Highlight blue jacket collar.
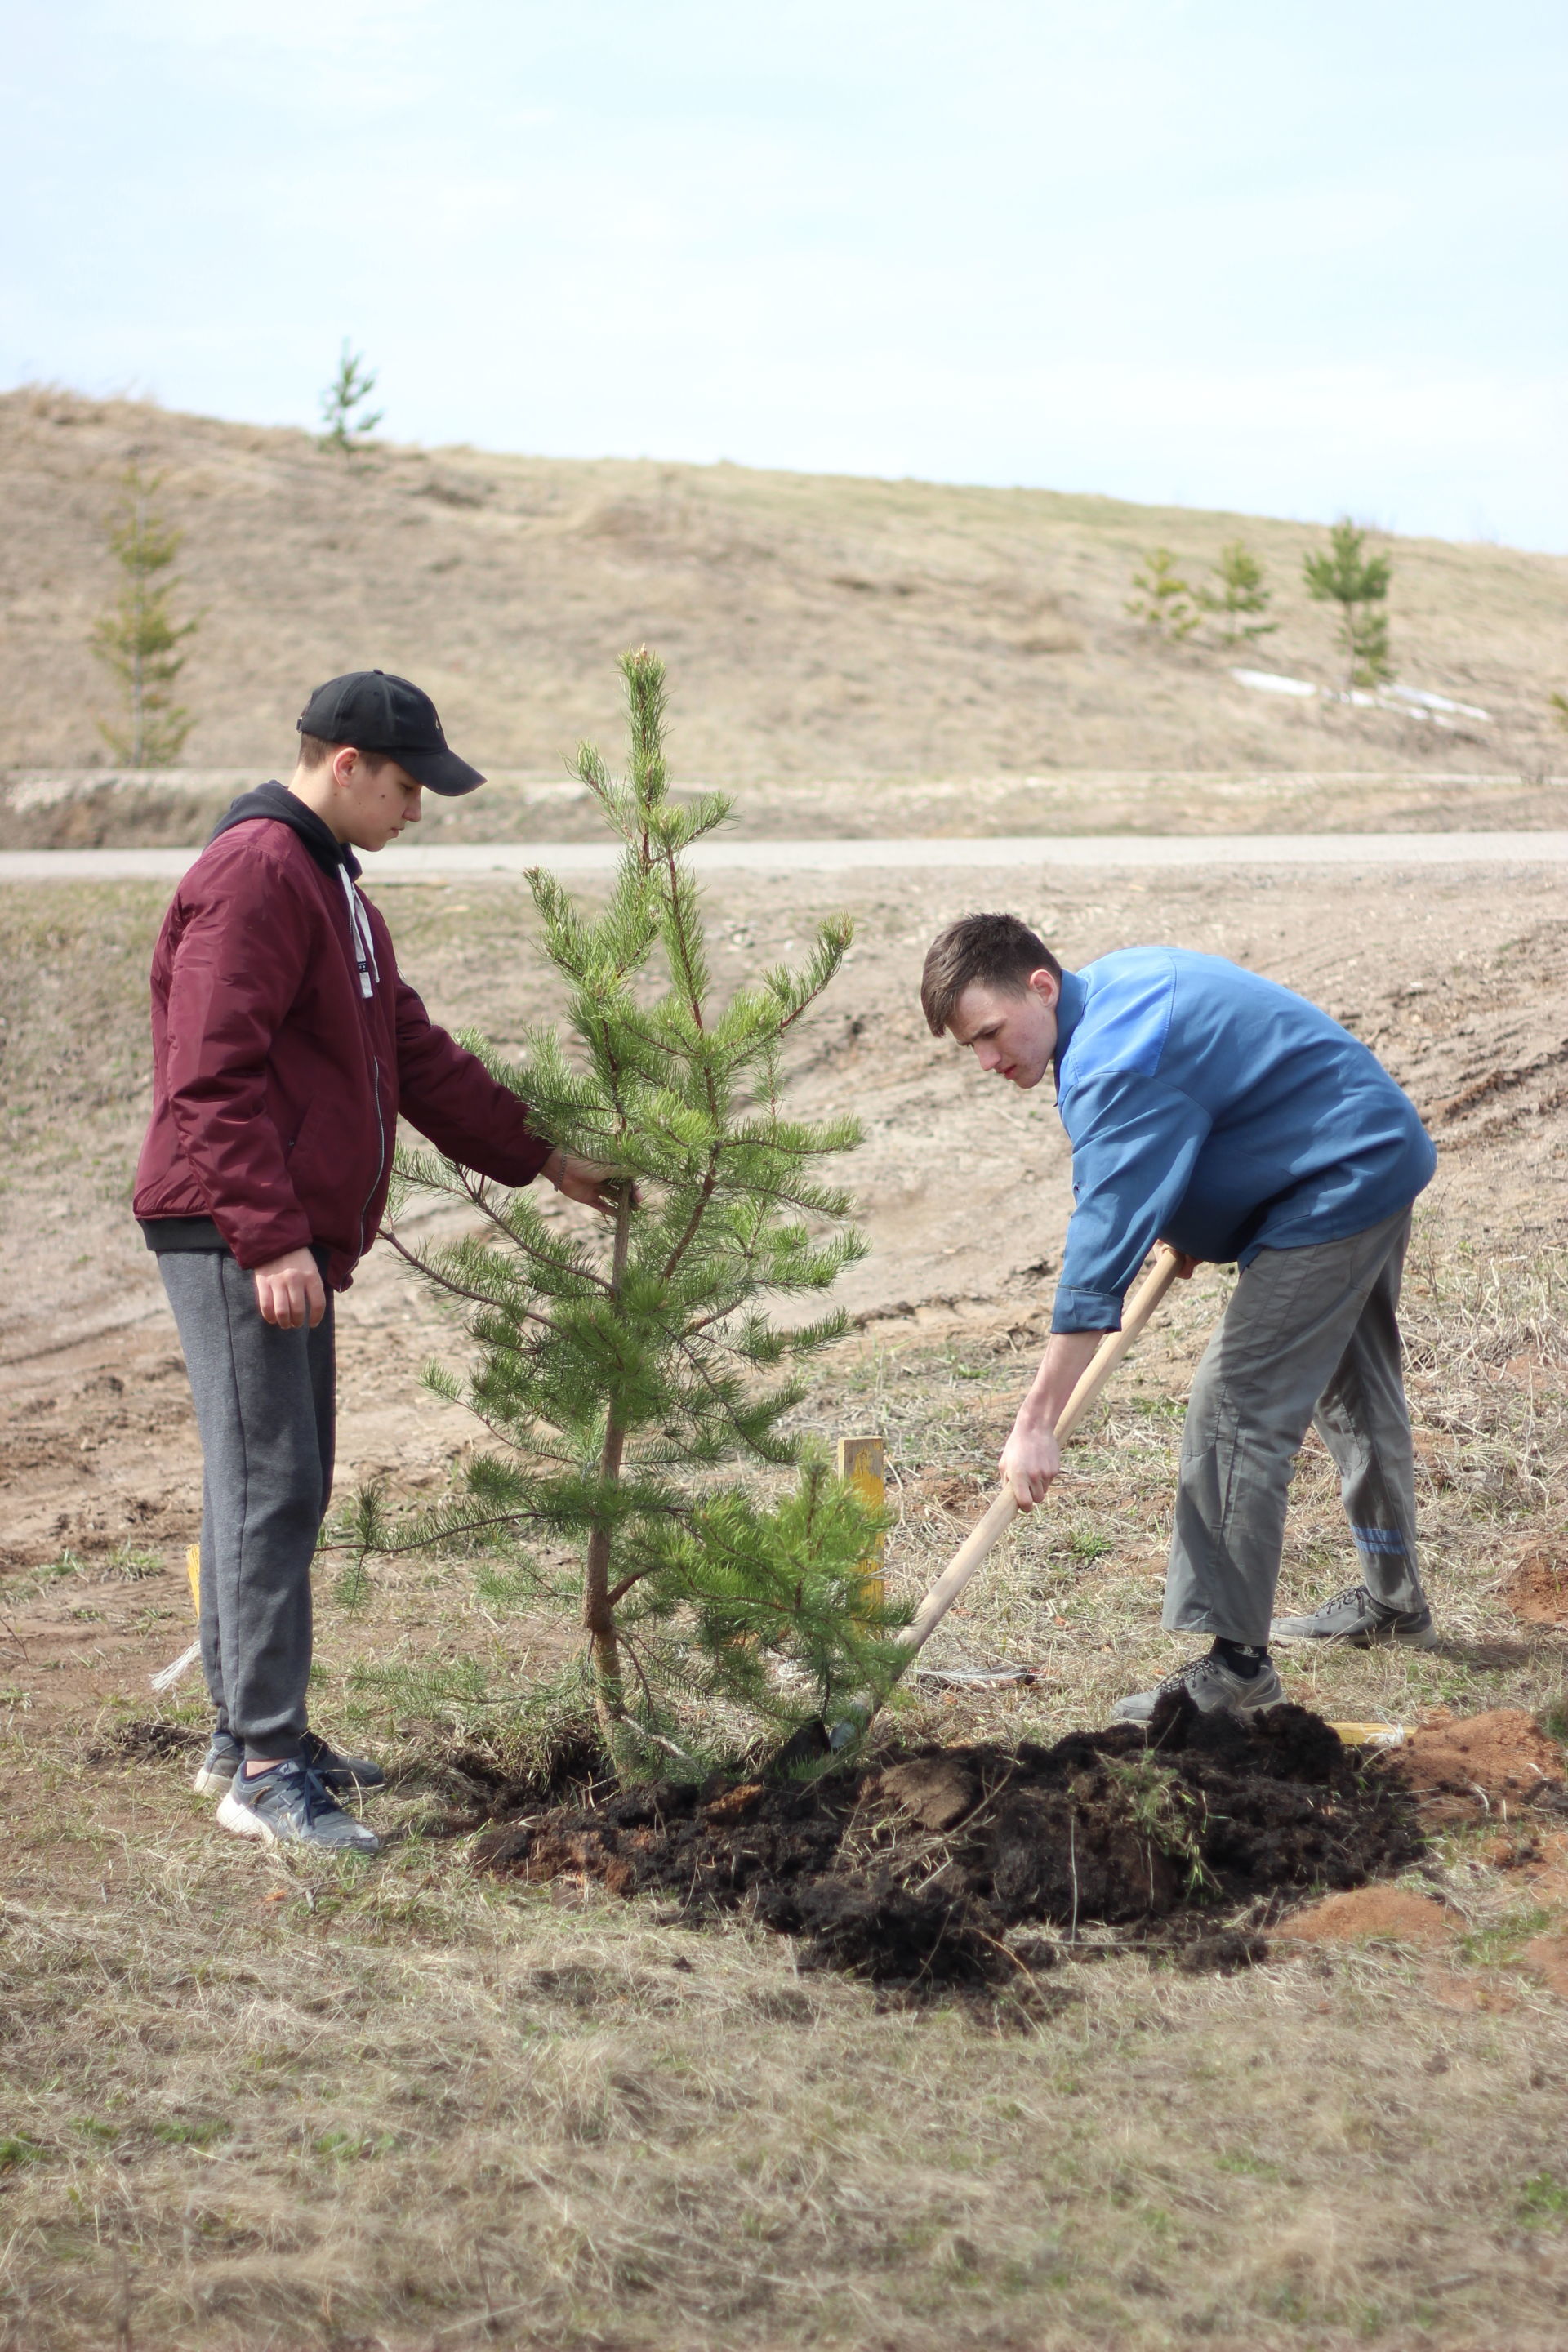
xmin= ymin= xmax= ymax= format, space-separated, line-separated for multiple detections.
xmin=1052 ymin=967 xmax=1086 ymax=1093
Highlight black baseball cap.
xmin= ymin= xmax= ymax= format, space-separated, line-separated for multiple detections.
xmin=296 ymin=670 xmax=485 ymax=797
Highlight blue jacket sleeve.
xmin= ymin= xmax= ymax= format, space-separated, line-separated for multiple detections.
xmin=1052 ymin=1071 xmax=1213 ymax=1331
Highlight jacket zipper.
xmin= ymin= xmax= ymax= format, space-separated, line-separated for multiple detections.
xmin=340 ymin=868 xmax=387 ymax=1259
xmin=359 ymin=1052 xmax=386 ymax=1257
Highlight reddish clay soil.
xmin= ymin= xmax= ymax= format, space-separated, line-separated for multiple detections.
xmin=1274 ymin=1886 xmax=1455 ymax=1947
xmin=1388 ymin=1708 xmax=1567 ymax=1826
xmin=1503 ymin=1548 xmax=1568 ymax=1626
xmin=1521 ymin=1930 xmax=1568 ymax=1998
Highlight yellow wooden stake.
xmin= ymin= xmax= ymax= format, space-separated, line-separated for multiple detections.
xmin=836 ymin=1435 xmax=886 ymax=1613
xmin=149 ymin=1543 xmax=205 ymax=1691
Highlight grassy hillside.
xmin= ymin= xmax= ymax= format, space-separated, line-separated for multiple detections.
xmin=2 ymin=385 xmax=1565 ymax=783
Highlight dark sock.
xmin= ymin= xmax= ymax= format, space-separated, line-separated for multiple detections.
xmin=1212 ymin=1637 xmax=1268 ymax=1679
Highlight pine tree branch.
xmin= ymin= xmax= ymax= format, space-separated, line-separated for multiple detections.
xmin=452 ymin=1171 xmax=616 ymax=1293
xmin=662 ymin=845 xmax=706 ymax=1035
xmin=321 ymin=1508 xmax=550 ymax=1556
xmin=660 ymin=1165 xmax=719 ymax=1281
xmin=381 ymin=1227 xmax=566 ymax=1333
xmin=664 ymin=1327 xmax=788 ymax=1459
xmin=653 ymin=831 xmax=725 ymax=1280
xmin=681 ymin=1190 xmax=777 ymax=1331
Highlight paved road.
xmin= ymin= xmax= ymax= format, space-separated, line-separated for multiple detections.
xmin=3 ymin=832 xmax=1568 ymax=883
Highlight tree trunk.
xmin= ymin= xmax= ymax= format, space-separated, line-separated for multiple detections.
xmin=583 ymin=1184 xmax=633 ymax=1733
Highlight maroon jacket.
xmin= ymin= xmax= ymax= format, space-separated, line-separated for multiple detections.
xmin=134 ymin=787 xmax=551 ymax=1288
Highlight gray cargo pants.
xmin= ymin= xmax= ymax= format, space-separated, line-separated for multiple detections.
xmin=1165 ymin=1207 xmax=1425 ymax=1648
xmin=158 ymin=1249 xmax=335 ymax=1762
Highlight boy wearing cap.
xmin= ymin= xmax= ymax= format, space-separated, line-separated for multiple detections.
xmin=135 ymin=672 xmax=615 ymax=1854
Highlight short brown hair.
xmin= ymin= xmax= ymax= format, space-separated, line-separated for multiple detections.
xmin=920 ymin=912 xmax=1062 ymax=1036
xmin=296 ymin=733 xmax=391 ymax=773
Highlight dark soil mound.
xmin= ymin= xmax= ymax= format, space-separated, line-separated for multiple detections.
xmin=470 ymin=1694 xmax=1422 ymax=1991
xmin=443 ymin=1728 xmax=612 ymax=1814
xmin=92 ymin=1719 xmax=204 ymax=1763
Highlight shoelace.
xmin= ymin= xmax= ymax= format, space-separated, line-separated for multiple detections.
xmin=1320 ymin=1583 xmax=1374 ymax=1614
xmin=251 ymin=1761 xmax=338 ymax=1822
xmin=1155 ymin=1655 xmax=1232 ymax=1695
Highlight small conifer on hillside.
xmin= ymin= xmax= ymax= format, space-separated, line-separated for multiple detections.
xmin=89 ymin=465 xmax=199 ymax=766
xmin=1125 ymin=547 xmax=1199 ymax=639
xmin=1197 ymin=541 xmax=1276 ymax=647
xmin=354 ymin=649 xmax=905 ymax=1771
xmin=1303 ymin=519 xmax=1392 ymax=693
xmin=318 ymin=341 xmax=383 ymax=458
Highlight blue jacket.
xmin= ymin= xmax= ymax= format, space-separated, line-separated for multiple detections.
xmin=1049 ymin=948 xmax=1436 ymax=1333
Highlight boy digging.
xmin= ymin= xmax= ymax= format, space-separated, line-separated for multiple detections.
xmin=921 ymin=914 xmax=1438 ymax=1721
xmin=136 ymin=672 xmax=615 ymax=1852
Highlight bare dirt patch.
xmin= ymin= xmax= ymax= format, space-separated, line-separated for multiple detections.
xmin=1520 ymin=1929 xmax=1568 ymax=1998
xmin=1504 ymin=1547 xmax=1568 ymax=1625
xmin=1274 ymin=1886 xmax=1456 ymax=1948
xmin=1388 ymin=1708 xmax=1567 ymax=1825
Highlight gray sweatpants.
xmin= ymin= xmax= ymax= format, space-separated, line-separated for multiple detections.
xmin=158 ymin=1250 xmax=335 ymax=1762
xmin=1165 ymin=1207 xmax=1424 ymax=1648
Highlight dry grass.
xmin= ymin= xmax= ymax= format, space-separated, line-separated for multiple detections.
xmin=7 ymin=1793 xmax=1568 ymax=2352
xmin=6 ymin=384 xmax=1568 ymax=784
xmin=854 ymin=1215 xmax=1568 ymax=1737
xmin=7 ymin=1217 xmax=1568 ymax=2350
xmin=6 ymin=857 xmax=1568 ymax=2346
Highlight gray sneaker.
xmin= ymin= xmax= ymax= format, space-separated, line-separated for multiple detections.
xmin=193 ymin=1726 xmax=385 ymax=1797
xmin=216 ymin=1762 xmax=381 ymax=1855
xmin=192 ymin=1728 xmax=243 ymax=1796
xmin=1270 ymin=1581 xmax=1437 ymax=1649
xmin=1113 ymin=1650 xmax=1285 ymax=1726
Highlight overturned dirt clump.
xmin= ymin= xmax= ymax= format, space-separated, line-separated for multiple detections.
xmin=472 ymin=1695 xmax=1422 ymax=1989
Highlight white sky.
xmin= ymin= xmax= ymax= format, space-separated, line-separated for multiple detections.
xmin=6 ymin=0 xmax=1566 ymax=547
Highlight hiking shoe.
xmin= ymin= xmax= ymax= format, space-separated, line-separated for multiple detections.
xmin=216 ymin=1762 xmax=381 ymax=1855
xmin=192 ymin=1726 xmax=384 ymax=1798
xmin=1113 ymin=1651 xmax=1285 ymax=1726
xmin=1270 ymin=1582 xmax=1437 ymax=1649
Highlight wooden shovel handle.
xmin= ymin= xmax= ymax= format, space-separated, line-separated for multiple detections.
xmin=899 ymin=1244 xmax=1185 ymax=1658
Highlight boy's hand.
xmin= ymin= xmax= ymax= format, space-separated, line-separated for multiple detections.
xmin=543 ymin=1149 xmax=639 ymax=1217
xmin=254 ymin=1247 xmax=327 ymax=1330
xmin=1000 ymin=1420 xmax=1064 ymax=1511
xmin=999 ymin=1328 xmax=1103 ymax=1508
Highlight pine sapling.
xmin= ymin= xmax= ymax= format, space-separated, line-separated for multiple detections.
xmin=353 ymin=648 xmax=906 ymax=1771
xmin=1303 ymin=519 xmax=1392 ymax=693
xmin=319 ymin=341 xmax=384 ymax=458
xmin=1197 ymin=541 xmax=1276 ymax=646
xmin=1125 ymin=547 xmax=1198 ymax=639
xmin=89 ymin=466 xmax=198 ymax=766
